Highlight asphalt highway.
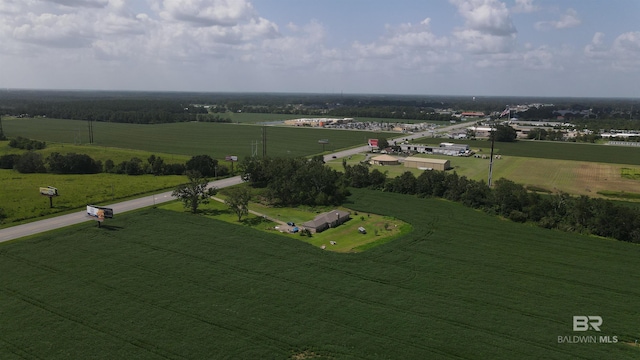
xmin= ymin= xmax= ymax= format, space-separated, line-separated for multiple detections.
xmin=0 ymin=175 xmax=244 ymax=243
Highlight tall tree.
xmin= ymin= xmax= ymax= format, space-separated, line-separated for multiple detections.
xmin=172 ymin=171 xmax=217 ymax=213
xmin=186 ymin=155 xmax=218 ymax=177
xmin=224 ymin=187 xmax=252 ymax=221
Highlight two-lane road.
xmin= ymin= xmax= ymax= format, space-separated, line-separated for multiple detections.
xmin=0 ymin=176 xmax=244 ymax=243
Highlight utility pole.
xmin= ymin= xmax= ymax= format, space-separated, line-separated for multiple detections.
xmin=262 ymin=126 xmax=267 ymax=158
xmin=0 ymin=113 xmax=6 ymax=140
xmin=488 ymin=126 xmax=495 ymax=188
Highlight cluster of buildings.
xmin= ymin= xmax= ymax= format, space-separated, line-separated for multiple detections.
xmin=283 ymin=118 xmax=354 ymax=127
xmin=398 ymin=142 xmax=471 ymax=156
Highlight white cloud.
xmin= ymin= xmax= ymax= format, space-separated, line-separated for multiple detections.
xmin=155 ymin=0 xmax=256 ymax=27
xmin=47 ymin=0 xmax=109 ymax=8
xmin=535 ymin=8 xmax=581 ymax=30
xmin=611 ymin=31 xmax=640 ymax=71
xmin=584 ymin=32 xmax=607 ymax=59
xmin=450 ymin=0 xmax=516 ymax=36
xmin=450 ymin=0 xmax=517 ymax=54
xmin=12 ymin=12 xmax=94 ymax=48
xmin=512 ymin=0 xmax=538 ymax=13
xmin=584 ymin=31 xmax=640 ymax=71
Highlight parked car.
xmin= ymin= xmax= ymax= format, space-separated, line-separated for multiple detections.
xmin=358 ymin=227 xmax=366 ymax=234
xmin=287 ymin=222 xmax=295 ymax=226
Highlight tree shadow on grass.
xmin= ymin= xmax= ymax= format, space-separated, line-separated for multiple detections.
xmin=97 ymin=224 xmax=123 ymax=231
xmin=200 ymin=208 xmax=228 ymax=216
xmin=240 ymin=216 xmax=267 ymax=227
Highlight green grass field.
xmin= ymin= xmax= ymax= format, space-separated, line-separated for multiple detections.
xmin=327 ymin=154 xmax=640 ymax=198
xmin=0 ymin=169 xmax=186 ymax=226
xmin=0 ymin=142 xmax=193 ymax=226
xmin=2 ymin=118 xmax=373 ymax=158
xmin=1 ymin=189 xmax=638 ymax=359
xmin=414 ymin=139 xmax=640 ymax=166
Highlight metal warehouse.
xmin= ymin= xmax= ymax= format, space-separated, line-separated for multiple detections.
xmin=403 ymin=157 xmax=451 ymax=171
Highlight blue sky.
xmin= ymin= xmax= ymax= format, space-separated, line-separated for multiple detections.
xmin=0 ymin=0 xmax=639 ymax=97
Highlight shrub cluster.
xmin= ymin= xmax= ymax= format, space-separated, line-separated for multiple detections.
xmin=9 ymin=136 xmax=46 ymax=150
xmin=47 ymin=152 xmax=102 ymax=174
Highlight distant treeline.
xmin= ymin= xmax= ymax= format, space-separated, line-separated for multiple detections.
xmin=240 ymin=156 xmax=640 ymax=243
xmin=2 ymin=90 xmax=639 ymax=125
xmin=0 ymin=149 xmax=229 ymax=177
xmin=2 ymin=98 xmax=230 ymax=124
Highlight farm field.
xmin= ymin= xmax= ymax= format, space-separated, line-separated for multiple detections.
xmin=0 ymin=189 xmax=638 ymax=359
xmin=0 ymin=142 xmax=191 ymax=165
xmin=414 ymin=138 xmax=640 ymax=166
xmin=0 ymin=169 xmax=186 ymax=226
xmin=0 ymin=142 xmax=193 ymax=226
xmin=2 ymin=117 xmax=375 ymax=158
xmin=327 ymin=154 xmax=640 ymax=198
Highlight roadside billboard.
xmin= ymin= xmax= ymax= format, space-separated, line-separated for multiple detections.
xmin=39 ymin=186 xmax=58 ymax=196
xmin=368 ymin=139 xmax=379 ymax=148
xmin=87 ymin=205 xmax=114 ymax=221
xmin=225 ymin=155 xmax=238 ymax=161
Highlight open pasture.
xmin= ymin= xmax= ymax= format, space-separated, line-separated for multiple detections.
xmin=0 ymin=141 xmax=191 ymax=165
xmin=414 ymin=139 xmax=640 ymax=166
xmin=327 ymin=154 xmax=640 ymax=198
xmin=0 ymin=189 xmax=638 ymax=359
xmin=0 ymin=142 xmax=192 ymax=226
xmin=2 ymin=117 xmax=373 ymax=158
xmin=0 ymin=169 xmax=186 ymax=226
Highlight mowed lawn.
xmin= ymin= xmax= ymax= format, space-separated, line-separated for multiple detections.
xmin=0 ymin=189 xmax=639 ymax=359
xmin=2 ymin=118 xmax=372 ymax=158
xmin=417 ymin=139 xmax=640 ymax=166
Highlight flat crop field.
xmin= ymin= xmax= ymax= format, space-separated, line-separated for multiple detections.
xmin=1 ymin=189 xmax=638 ymax=359
xmin=2 ymin=118 xmax=372 ymax=158
xmin=415 ymin=139 xmax=640 ymax=166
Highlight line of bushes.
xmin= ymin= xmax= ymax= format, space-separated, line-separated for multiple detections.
xmin=378 ymin=168 xmax=640 ymax=243
xmin=242 ymin=159 xmax=640 ymax=243
xmin=0 ymin=152 xmax=230 ymax=178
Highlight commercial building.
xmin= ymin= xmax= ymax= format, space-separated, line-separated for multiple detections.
xmin=370 ymin=154 xmax=400 ymax=165
xmin=403 ymin=157 xmax=451 ymax=171
xmin=399 ymin=142 xmax=470 ymax=156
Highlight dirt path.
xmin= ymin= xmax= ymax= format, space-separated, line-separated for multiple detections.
xmin=210 ymin=196 xmax=290 ymax=227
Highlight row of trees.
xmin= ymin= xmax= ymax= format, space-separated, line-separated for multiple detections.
xmin=379 ymin=168 xmax=640 ymax=243
xmin=0 ymin=151 xmax=229 ymax=177
xmin=236 ymin=156 xmax=640 ymax=243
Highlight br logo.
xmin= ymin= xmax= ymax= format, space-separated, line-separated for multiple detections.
xmin=573 ymin=316 xmax=602 ymax=332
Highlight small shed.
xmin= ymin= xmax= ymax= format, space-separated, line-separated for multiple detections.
xmin=370 ymin=154 xmax=400 ymax=166
xmin=404 ymin=157 xmax=450 ymax=171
